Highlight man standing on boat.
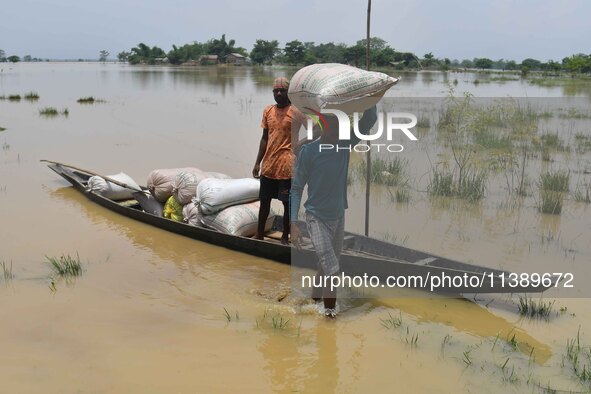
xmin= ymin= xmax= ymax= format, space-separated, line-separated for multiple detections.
xmin=253 ymin=77 xmax=306 ymax=244
xmin=290 ymin=105 xmax=378 ymax=318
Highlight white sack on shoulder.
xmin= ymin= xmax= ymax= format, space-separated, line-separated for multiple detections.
xmin=200 ymin=201 xmax=274 ymax=237
xmin=288 ymin=63 xmax=398 ymax=113
xmin=195 ymin=178 xmax=260 ymax=215
xmin=87 ymin=172 xmax=141 ymax=201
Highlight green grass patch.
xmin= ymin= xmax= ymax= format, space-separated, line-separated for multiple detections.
xmin=473 ymin=130 xmax=513 ymax=150
xmin=39 ymin=107 xmax=69 ymax=117
xmin=77 ymin=96 xmax=95 ymax=104
xmin=458 ymin=168 xmax=487 ymax=201
xmin=359 ymin=156 xmax=408 ymax=187
xmin=39 ymin=107 xmax=59 ymax=116
xmin=429 ymin=167 xmax=454 ymax=197
xmin=395 ymin=187 xmax=411 ymax=203
xmin=46 ymin=253 xmax=83 ymax=277
xmin=539 ymin=190 xmax=564 ymax=214
xmin=8 ymin=94 xmax=21 ymax=101
xmin=271 ymin=315 xmax=290 ymax=330
xmin=540 ymin=133 xmax=567 ymax=151
xmin=1 ymin=261 xmax=14 ymax=282
xmin=517 ymin=296 xmax=555 ymax=319
xmin=574 ymin=133 xmax=591 ymax=153
xmin=0 ymin=126 xmax=6 ymax=132
xmin=558 ymin=108 xmax=591 ymax=119
xmin=380 ymin=311 xmax=403 ymax=329
xmin=77 ymin=96 xmax=105 ymax=104
xmin=574 ymin=182 xmax=591 ymax=203
xmin=540 ymin=170 xmax=570 ymax=192
xmin=24 ymin=91 xmax=40 ymax=101
xmin=564 ymin=327 xmax=591 ymax=387
xmin=429 ymin=166 xmax=487 ymax=201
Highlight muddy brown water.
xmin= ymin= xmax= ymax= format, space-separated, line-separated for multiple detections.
xmin=1 ymin=63 xmax=591 ymax=392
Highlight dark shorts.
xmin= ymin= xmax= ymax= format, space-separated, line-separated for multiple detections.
xmin=259 ymin=175 xmax=291 ymax=203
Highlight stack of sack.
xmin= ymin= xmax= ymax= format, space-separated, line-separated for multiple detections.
xmin=146 ymin=167 xmax=275 ymax=237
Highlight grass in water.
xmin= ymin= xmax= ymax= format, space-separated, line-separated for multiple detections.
xmin=539 ymin=190 xmax=564 ymax=214
xmin=574 ymin=181 xmax=591 ymax=204
xmin=77 ymin=96 xmax=95 ymax=104
xmin=403 ymin=327 xmax=419 ymax=346
xmin=540 ymin=133 xmax=567 ymax=151
xmin=395 ymin=187 xmax=411 ymax=203
xmin=473 ymin=130 xmax=513 ymax=150
xmin=271 ymin=315 xmax=290 ymax=330
xmin=0 ymin=126 xmax=6 ymax=132
xmin=77 ymin=96 xmax=105 ymax=104
xmin=540 ymin=170 xmax=570 ymax=192
xmin=223 ymin=307 xmax=239 ymax=322
xmin=39 ymin=107 xmax=69 ymax=117
xmin=8 ymin=94 xmax=21 ymax=101
xmin=380 ymin=311 xmax=403 ymax=329
xmin=518 ymin=296 xmax=555 ymax=319
xmin=359 ymin=156 xmax=408 ymax=187
xmin=429 ymin=167 xmax=454 ymax=197
xmin=24 ymin=91 xmax=40 ymax=101
xmin=39 ymin=107 xmax=59 ymax=116
xmin=458 ymin=167 xmax=487 ymax=201
xmin=1 ymin=261 xmax=14 ymax=282
xmin=46 ymin=253 xmax=83 ymax=277
xmin=574 ymin=133 xmax=591 ymax=153
xmin=564 ymin=327 xmax=591 ymax=386
xmin=538 ymin=170 xmax=569 ymax=214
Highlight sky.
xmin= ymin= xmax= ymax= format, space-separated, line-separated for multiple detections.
xmin=1 ymin=0 xmax=589 ymax=61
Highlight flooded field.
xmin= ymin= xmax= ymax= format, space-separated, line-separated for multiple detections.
xmin=1 ymin=63 xmax=591 ymax=392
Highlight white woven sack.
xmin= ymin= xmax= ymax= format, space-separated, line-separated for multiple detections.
xmin=200 ymin=201 xmax=275 ymax=237
xmin=195 ymin=178 xmax=260 ymax=215
xmin=147 ymin=167 xmax=203 ymax=203
xmin=172 ymin=169 xmax=208 ymax=205
xmin=288 ymin=63 xmax=398 ymax=113
xmin=87 ymin=172 xmax=140 ymax=201
xmin=182 ymin=202 xmax=204 ymax=227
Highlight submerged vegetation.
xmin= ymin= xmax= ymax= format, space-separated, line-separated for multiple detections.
xmin=77 ymin=96 xmax=105 ymax=104
xmin=517 ymin=296 xmax=555 ymax=319
xmin=564 ymin=328 xmax=591 ymax=388
xmin=1 ymin=261 xmax=13 ymax=283
xmin=24 ymin=91 xmax=40 ymax=101
xmin=39 ymin=107 xmax=69 ymax=117
xmin=46 ymin=253 xmax=83 ymax=277
xmin=538 ymin=171 xmax=569 ymax=214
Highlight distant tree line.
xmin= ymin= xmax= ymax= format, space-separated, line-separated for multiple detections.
xmin=0 ymin=50 xmax=45 ymax=63
xmin=115 ymin=36 xmax=591 ymax=75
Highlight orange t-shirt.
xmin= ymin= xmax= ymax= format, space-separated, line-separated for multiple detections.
xmin=260 ymin=104 xmax=306 ymax=180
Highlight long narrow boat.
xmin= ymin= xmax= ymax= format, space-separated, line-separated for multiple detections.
xmin=47 ymin=163 xmax=558 ymax=294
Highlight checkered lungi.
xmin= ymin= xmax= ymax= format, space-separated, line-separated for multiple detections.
xmin=305 ymin=212 xmax=345 ymax=276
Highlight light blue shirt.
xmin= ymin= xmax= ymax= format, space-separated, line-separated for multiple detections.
xmin=290 ymin=106 xmax=377 ymax=222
